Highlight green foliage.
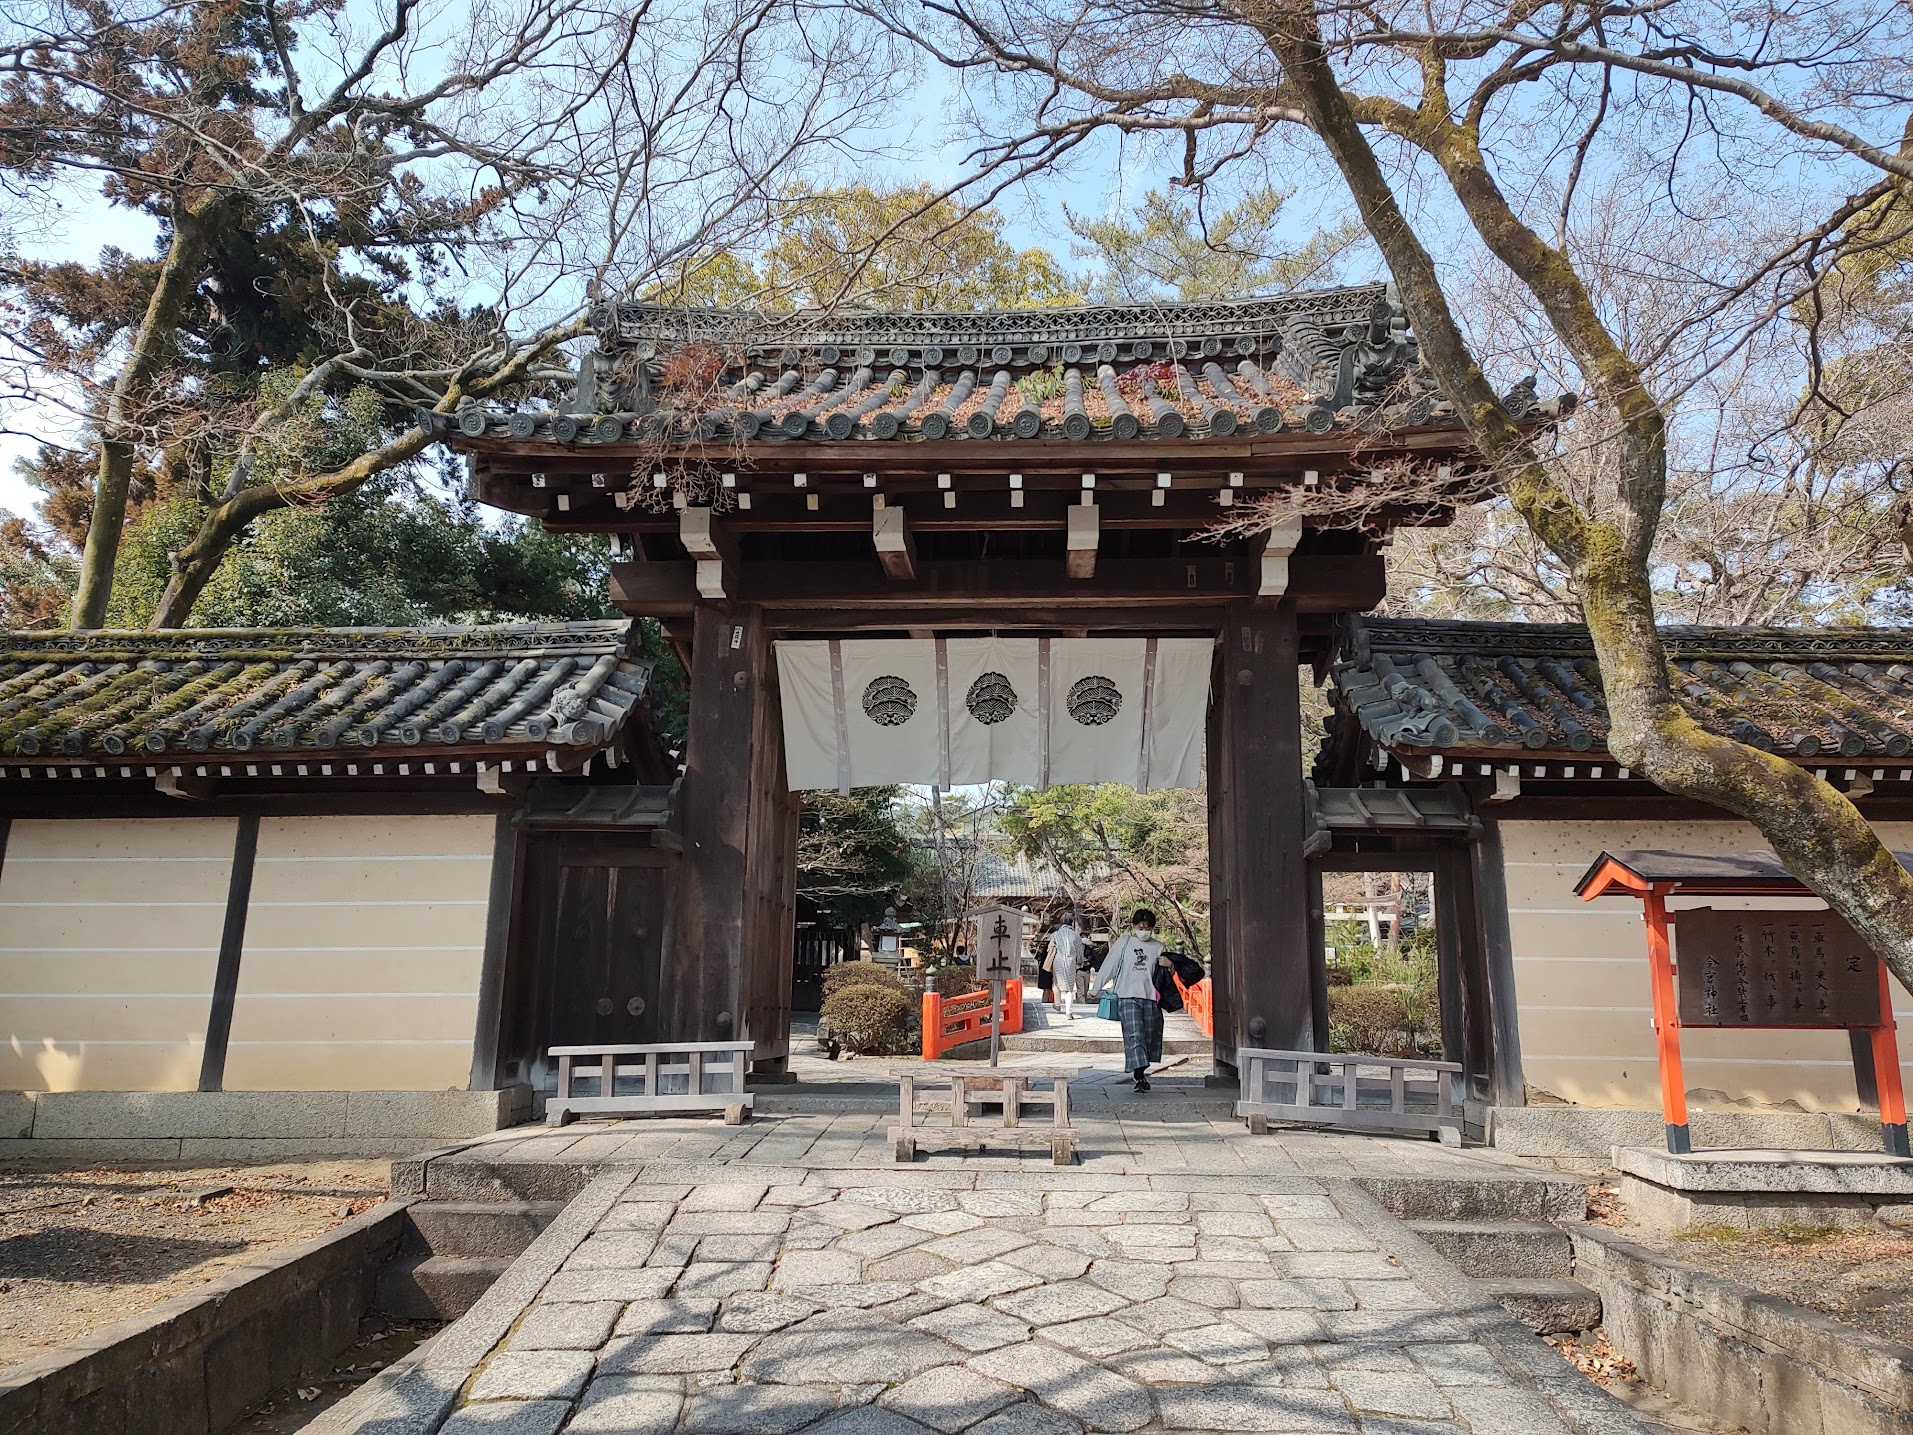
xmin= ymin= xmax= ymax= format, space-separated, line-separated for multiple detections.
xmin=106 ymin=466 xmax=614 ymax=629
xmin=1000 ymin=782 xmax=1208 ymax=955
xmin=820 ymin=982 xmax=916 ymax=1054
xmin=1326 ymin=927 xmax=1440 ymax=1057
xmin=799 ymin=787 xmax=921 ymax=930
xmin=1068 ymin=188 xmax=1358 ymax=304
xmin=1016 ymin=364 xmax=1066 ymax=403
xmin=761 ymin=185 xmax=1082 ymax=310
xmin=821 ymin=961 xmax=905 ymax=999
xmin=0 ymin=517 xmax=78 ymax=627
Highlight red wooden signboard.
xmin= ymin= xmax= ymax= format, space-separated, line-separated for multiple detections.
xmin=1576 ymin=850 xmax=1908 ymax=1157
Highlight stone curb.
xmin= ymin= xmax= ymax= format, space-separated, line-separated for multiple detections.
xmin=313 ymin=1168 xmax=639 ymax=1434
xmin=0 ymin=1197 xmax=411 ymax=1435
xmin=1572 ymin=1222 xmax=1913 ymax=1423
xmin=1329 ymin=1179 xmax=1659 ymax=1435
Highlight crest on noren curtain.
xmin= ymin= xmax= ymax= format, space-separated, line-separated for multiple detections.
xmin=965 ymin=671 xmax=1018 ymax=725
xmin=862 ymin=674 xmax=918 ymax=726
xmin=1066 ymin=675 xmax=1122 ymax=726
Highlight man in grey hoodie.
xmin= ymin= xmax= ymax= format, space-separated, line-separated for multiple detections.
xmin=1092 ymin=909 xmax=1170 ymax=1092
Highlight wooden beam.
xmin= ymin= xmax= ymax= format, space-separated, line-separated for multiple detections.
xmin=1066 ymin=502 xmax=1099 ymax=579
xmin=873 ymin=504 xmax=917 ymax=580
xmin=454 ymin=424 xmax=1484 ymax=472
xmin=766 ymin=606 xmax=1230 ymax=633
xmin=610 ymin=554 xmax=1385 ymax=619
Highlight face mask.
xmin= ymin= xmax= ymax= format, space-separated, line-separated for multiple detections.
xmin=1134 ymin=926 xmax=1150 ymax=938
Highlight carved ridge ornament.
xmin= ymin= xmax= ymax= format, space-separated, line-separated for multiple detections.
xmin=1356 ymin=617 xmax=1913 ymax=666
xmin=965 ymin=671 xmax=1018 ymax=725
xmin=862 ymin=674 xmax=919 ymax=727
xmin=601 ymin=285 xmax=1394 ymax=352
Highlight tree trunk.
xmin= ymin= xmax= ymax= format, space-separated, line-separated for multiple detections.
xmin=1260 ymin=8 xmax=1913 ymax=994
xmin=69 ymin=212 xmax=209 ymax=628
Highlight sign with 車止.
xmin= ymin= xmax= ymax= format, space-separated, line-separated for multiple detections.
xmin=1672 ymin=907 xmax=1881 ymax=1027
xmin=967 ymin=904 xmax=1027 ymax=980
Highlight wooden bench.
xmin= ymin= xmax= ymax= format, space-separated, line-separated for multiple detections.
xmin=889 ymin=1064 xmax=1079 ymax=1165
xmin=1236 ymin=1047 xmax=1462 ymax=1146
xmin=546 ymin=1041 xmax=755 ymax=1126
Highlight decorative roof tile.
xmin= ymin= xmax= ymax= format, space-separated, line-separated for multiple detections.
xmin=1332 ymin=617 xmax=1913 ymax=763
xmin=0 ymin=621 xmax=650 ymax=763
xmin=436 ymin=285 xmax=1573 ymax=449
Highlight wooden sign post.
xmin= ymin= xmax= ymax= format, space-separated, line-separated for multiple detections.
xmin=968 ymin=905 xmax=1026 ymax=1069
xmin=1577 ymin=850 xmax=1909 ymax=1156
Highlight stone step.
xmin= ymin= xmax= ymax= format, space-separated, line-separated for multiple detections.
xmin=401 ymin=1200 xmax=564 ymax=1258
xmin=999 ymin=1034 xmax=1212 ymax=1055
xmin=1358 ymin=1173 xmax=1588 ymax=1222
xmin=375 ymin=1252 xmax=509 ymax=1321
xmin=1406 ymin=1219 xmax=1574 ymax=1279
xmin=1482 ymin=1276 xmax=1603 ymax=1335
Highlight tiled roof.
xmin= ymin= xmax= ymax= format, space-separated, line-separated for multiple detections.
xmin=435 ymin=286 xmax=1571 ymax=449
xmin=0 ymin=622 xmax=651 ymax=764
xmin=1332 ymin=618 xmax=1913 ymax=763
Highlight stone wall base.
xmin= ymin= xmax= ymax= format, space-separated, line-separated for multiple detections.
xmin=0 ymin=1201 xmax=409 ymax=1435
xmin=1618 ymin=1176 xmax=1884 ymax=1231
xmin=1572 ymin=1223 xmax=1913 ymax=1435
xmin=0 ymin=1087 xmax=531 ymax=1158
xmin=1483 ymin=1103 xmax=1891 ymax=1159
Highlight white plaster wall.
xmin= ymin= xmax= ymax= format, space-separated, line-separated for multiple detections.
xmin=221 ymin=814 xmax=494 ymax=1091
xmin=0 ymin=818 xmax=236 ymax=1091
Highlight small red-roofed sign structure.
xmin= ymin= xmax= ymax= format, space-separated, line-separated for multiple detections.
xmin=1575 ymin=849 xmax=1908 ymax=1157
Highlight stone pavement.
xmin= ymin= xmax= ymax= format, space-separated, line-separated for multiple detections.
xmin=321 ymin=1077 xmax=1658 ymax=1435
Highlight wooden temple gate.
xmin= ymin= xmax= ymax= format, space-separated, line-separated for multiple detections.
xmin=453 ymin=288 xmax=1568 ymax=1081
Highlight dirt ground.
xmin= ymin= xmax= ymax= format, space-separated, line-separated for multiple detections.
xmin=1586 ymin=1172 xmax=1913 ymax=1351
xmin=0 ymin=1159 xmax=390 ymax=1371
xmin=224 ymin=1314 xmax=436 ymax=1433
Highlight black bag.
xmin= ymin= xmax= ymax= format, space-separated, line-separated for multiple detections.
xmin=1170 ymin=953 xmax=1205 ymax=986
xmin=1153 ymin=962 xmax=1185 ymax=1013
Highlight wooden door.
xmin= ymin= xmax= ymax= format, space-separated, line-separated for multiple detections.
xmin=506 ymin=832 xmax=677 ymax=1087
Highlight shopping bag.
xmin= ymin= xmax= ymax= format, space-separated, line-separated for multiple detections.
xmin=1097 ymin=993 xmax=1119 ymax=1021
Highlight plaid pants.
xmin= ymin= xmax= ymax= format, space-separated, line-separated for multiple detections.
xmin=1118 ymin=997 xmax=1164 ymax=1071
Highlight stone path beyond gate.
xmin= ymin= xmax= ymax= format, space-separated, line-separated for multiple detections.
xmin=320 ymin=1076 xmax=1658 ymax=1435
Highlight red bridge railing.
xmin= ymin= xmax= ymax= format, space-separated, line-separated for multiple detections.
xmin=921 ymin=978 xmax=1024 ymax=1059
xmin=1175 ymin=975 xmax=1214 ymax=1038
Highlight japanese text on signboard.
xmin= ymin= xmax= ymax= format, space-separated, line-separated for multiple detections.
xmin=1672 ymin=908 xmax=1880 ymax=1027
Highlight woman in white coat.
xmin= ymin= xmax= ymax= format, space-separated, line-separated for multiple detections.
xmin=1045 ymin=914 xmax=1084 ymax=1021
xmin=1092 ymin=909 xmax=1171 ymax=1091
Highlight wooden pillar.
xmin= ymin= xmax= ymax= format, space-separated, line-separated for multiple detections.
xmin=1210 ymin=600 xmax=1314 ymax=1062
xmin=1206 ymin=645 xmax=1238 ymax=1077
xmin=1305 ymin=863 xmax=1330 ymax=1054
xmin=670 ymin=601 xmax=799 ymax=1066
xmin=1455 ymin=848 xmax=1494 ymax=1096
xmin=1471 ymin=816 xmax=1526 ymax=1107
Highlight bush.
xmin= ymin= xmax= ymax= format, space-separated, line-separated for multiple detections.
xmin=1329 ymin=984 xmax=1416 ymax=1057
xmin=930 ymin=964 xmax=984 ymax=998
xmin=820 ymin=982 xmax=917 ymax=1054
xmin=822 ymin=962 xmax=904 ymax=998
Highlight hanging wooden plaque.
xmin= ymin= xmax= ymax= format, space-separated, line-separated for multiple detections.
xmin=1672 ymin=907 xmax=1881 ymax=1027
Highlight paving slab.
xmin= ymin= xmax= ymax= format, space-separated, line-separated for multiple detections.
xmin=322 ymin=1101 xmax=1664 ymax=1435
